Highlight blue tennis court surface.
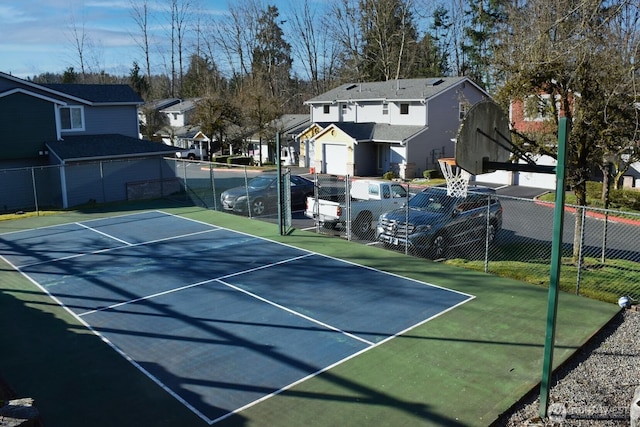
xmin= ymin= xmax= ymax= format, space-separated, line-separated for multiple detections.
xmin=0 ymin=211 xmax=474 ymax=424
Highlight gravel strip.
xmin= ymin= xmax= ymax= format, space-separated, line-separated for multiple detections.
xmin=497 ymin=309 xmax=640 ymax=426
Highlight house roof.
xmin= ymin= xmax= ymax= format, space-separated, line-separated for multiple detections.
xmin=273 ymin=114 xmax=310 ymax=133
xmin=371 ymin=124 xmax=425 ymax=143
xmin=160 ymin=98 xmax=201 ymax=113
xmin=247 ymin=114 xmax=311 ymax=142
xmin=46 ymin=134 xmax=178 ymax=162
xmin=0 ymin=72 xmax=144 ymax=106
xmin=141 ymin=98 xmax=181 ymax=111
xmin=305 ymin=77 xmax=481 ymax=104
xmin=156 ymin=125 xmax=210 ymax=140
xmin=312 ymin=122 xmax=424 ymax=144
xmin=0 ymin=87 xmax=67 ymax=105
xmin=42 ymin=83 xmax=143 ymax=104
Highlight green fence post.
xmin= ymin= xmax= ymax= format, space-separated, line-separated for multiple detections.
xmin=539 ymin=116 xmax=569 ymax=418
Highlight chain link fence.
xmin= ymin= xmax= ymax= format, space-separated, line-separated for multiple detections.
xmin=306 ymin=174 xmax=640 ymax=304
xmin=3 ymin=159 xmax=638 ymax=304
xmin=0 ymin=157 xmax=179 ymax=212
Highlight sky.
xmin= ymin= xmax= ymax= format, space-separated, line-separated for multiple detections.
xmin=0 ymin=0 xmax=305 ymax=79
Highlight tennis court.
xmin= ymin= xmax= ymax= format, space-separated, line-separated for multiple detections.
xmin=0 ymin=210 xmax=473 ymax=425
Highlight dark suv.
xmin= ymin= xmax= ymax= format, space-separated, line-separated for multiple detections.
xmin=376 ymin=186 xmax=503 ymax=259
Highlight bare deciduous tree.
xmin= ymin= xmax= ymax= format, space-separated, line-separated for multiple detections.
xmin=130 ymin=0 xmax=153 ymax=85
xmin=288 ymin=0 xmax=339 ymax=94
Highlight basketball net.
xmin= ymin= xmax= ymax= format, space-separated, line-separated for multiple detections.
xmin=438 ymin=158 xmax=471 ymax=198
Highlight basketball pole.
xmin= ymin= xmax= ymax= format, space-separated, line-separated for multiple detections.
xmin=276 ymin=132 xmax=284 ymax=235
xmin=539 ymin=116 xmax=569 ymax=418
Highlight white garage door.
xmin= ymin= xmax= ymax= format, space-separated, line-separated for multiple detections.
xmin=323 ymin=144 xmax=348 ymax=175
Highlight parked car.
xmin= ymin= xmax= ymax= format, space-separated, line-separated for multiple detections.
xmin=376 ymin=186 xmax=503 ymax=259
xmin=305 ymin=179 xmax=410 ymax=238
xmin=221 ymin=174 xmax=315 ymax=216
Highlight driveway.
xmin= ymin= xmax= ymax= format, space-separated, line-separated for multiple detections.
xmin=491 ymin=184 xmax=550 ymax=199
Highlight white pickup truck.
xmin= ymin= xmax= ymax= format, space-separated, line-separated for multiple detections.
xmin=305 ymin=179 xmax=411 ymax=238
xmin=175 ymin=141 xmax=209 ymax=160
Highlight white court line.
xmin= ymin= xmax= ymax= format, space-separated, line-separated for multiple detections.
xmin=158 ymin=210 xmax=474 ymax=300
xmin=77 ymin=252 xmax=316 ymax=317
xmin=209 ymin=288 xmax=474 ymax=426
xmin=216 ymin=278 xmax=375 ymax=346
xmin=76 ymin=222 xmax=133 ymax=245
xmin=0 ymin=210 xmax=169 ymax=236
xmin=0 ymin=251 xmax=213 ymax=426
xmin=6 ymin=209 xmax=476 ymax=425
xmin=17 ymin=228 xmax=221 ymax=269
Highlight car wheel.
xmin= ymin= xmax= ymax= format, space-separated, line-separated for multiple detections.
xmin=431 ymin=234 xmax=448 ymax=259
xmin=187 ymin=154 xmax=196 ymax=160
xmin=353 ymin=212 xmax=373 ymax=238
xmin=250 ymin=198 xmax=266 ymax=216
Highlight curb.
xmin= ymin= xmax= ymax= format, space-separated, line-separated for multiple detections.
xmin=534 ymin=199 xmax=640 ymax=226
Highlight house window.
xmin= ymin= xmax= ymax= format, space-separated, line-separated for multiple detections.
xmin=382 ymin=103 xmax=388 ymax=115
xmin=341 ymin=103 xmax=348 ymax=114
xmin=400 ymin=103 xmax=409 ymax=115
xmin=459 ymin=102 xmax=470 ymax=120
xmin=323 ymin=105 xmax=330 ymax=114
xmin=60 ymin=106 xmax=84 ymax=130
xmin=524 ymin=94 xmax=553 ymax=121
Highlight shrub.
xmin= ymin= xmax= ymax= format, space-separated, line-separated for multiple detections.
xmin=227 ymin=156 xmax=253 ymax=166
xmin=212 ymin=155 xmax=229 ymax=164
xmin=610 ymin=188 xmax=640 ymax=210
xmin=382 ymin=171 xmax=396 ymax=180
xmin=423 ymin=169 xmax=436 ymax=180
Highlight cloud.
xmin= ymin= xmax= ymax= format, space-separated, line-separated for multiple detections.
xmin=0 ymin=4 xmax=35 ymax=23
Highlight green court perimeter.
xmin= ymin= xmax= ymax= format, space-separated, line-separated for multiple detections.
xmin=0 ymin=202 xmax=619 ymax=427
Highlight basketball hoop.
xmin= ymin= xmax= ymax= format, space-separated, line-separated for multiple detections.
xmin=438 ymin=158 xmax=471 ymax=198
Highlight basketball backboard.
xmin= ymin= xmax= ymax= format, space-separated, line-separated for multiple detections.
xmin=455 ymin=100 xmax=512 ymax=175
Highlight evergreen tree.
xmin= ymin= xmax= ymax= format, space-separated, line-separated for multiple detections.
xmin=461 ymin=0 xmax=508 ymax=90
xmin=182 ymin=54 xmax=224 ymax=98
xmin=252 ymin=5 xmax=292 ymax=97
xmin=427 ymin=5 xmax=453 ymax=75
xmin=62 ymin=67 xmax=78 ymax=84
xmin=129 ymin=62 xmax=149 ymax=98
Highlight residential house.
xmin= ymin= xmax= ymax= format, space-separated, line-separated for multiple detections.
xmin=300 ymin=77 xmax=490 ymax=178
xmin=506 ymin=92 xmax=639 ymax=189
xmin=0 ymin=71 xmax=178 ymax=208
xmin=138 ymin=97 xmax=180 ymax=139
xmin=153 ymin=98 xmax=204 ymax=145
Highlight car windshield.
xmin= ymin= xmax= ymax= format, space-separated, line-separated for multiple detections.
xmin=247 ymin=176 xmax=275 ymax=189
xmin=408 ymin=191 xmax=454 ymax=212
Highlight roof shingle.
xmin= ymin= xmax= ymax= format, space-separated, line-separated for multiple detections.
xmin=46 ymin=134 xmax=178 ymax=161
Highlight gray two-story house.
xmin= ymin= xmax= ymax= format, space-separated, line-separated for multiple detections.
xmin=0 ymin=71 xmax=178 ymax=209
xmin=300 ymin=77 xmax=489 ymax=178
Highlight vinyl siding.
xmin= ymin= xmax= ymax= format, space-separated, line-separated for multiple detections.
xmin=0 ymin=92 xmax=57 ymax=159
xmin=61 ymin=105 xmax=139 ymax=139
